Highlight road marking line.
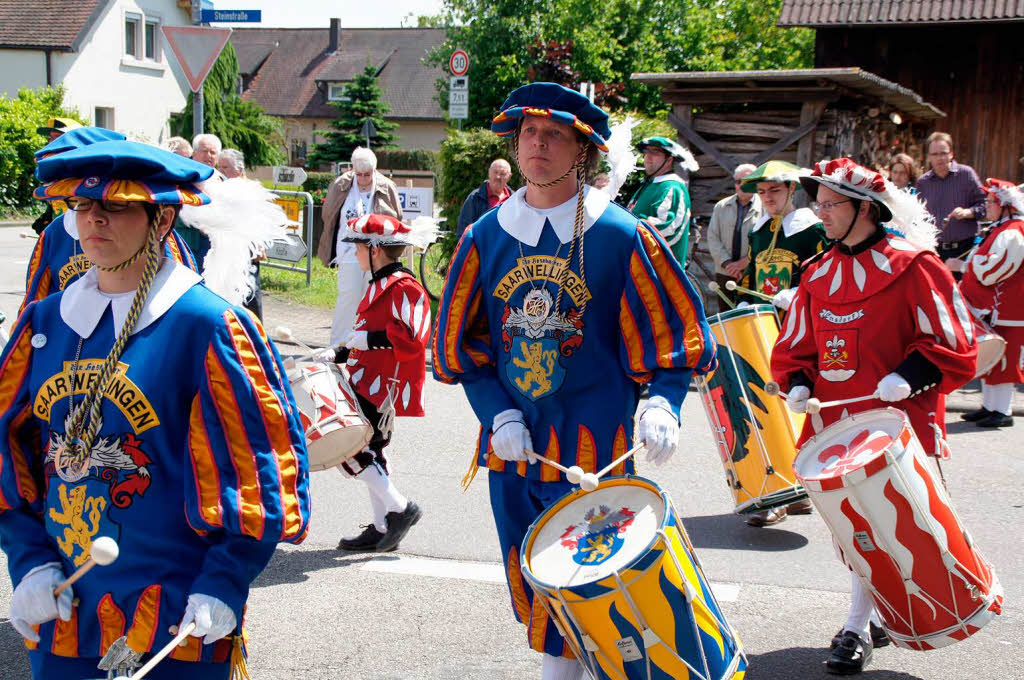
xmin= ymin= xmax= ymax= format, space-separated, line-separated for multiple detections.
xmin=359 ymin=555 xmax=741 ymax=602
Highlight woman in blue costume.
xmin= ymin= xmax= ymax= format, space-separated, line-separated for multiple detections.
xmin=0 ymin=140 xmax=310 ymax=679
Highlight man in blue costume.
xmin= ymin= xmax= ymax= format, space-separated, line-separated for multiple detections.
xmin=432 ymin=82 xmax=716 ymax=680
xmin=0 ymin=140 xmax=310 ymax=679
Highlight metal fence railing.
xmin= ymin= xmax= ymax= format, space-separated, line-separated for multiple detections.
xmin=263 ymin=189 xmax=314 ymax=286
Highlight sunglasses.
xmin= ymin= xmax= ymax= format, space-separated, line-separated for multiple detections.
xmin=66 ymin=197 xmax=133 ymax=213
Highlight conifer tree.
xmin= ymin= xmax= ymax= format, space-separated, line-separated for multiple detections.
xmin=308 ymin=64 xmax=399 ymax=165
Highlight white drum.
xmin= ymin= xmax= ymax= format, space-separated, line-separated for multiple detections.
xmin=287 ymin=361 xmax=372 ymax=471
xmin=973 ymin=317 xmax=1006 ymax=379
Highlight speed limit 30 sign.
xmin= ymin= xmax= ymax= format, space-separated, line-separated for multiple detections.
xmin=449 ymin=49 xmax=469 ymax=76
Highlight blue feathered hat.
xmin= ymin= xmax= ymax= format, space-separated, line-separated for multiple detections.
xmin=34 ymin=126 xmax=126 ymax=161
xmin=491 ymin=82 xmax=612 ymax=152
xmin=34 ymin=140 xmax=213 ymax=206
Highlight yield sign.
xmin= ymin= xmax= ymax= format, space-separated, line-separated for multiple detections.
xmin=162 ymin=26 xmax=232 ymax=92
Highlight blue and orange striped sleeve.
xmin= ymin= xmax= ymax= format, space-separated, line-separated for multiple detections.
xmin=20 ymin=228 xmax=53 ymax=315
xmin=0 ymin=304 xmax=64 ymax=584
xmin=167 ymin=228 xmax=198 ymax=272
xmin=185 ymin=308 xmax=310 ymax=616
xmin=431 ymin=228 xmax=517 ymax=428
xmin=619 ymin=222 xmax=717 ymax=419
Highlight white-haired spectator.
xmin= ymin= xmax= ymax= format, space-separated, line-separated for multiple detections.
xmin=192 ymin=133 xmax=222 ymax=168
xmin=165 ymin=136 xmax=193 ymax=158
xmin=318 ymin=146 xmax=402 ymax=345
xmin=219 ymin=148 xmax=246 ymax=179
xmin=706 ymin=162 xmax=762 ymax=312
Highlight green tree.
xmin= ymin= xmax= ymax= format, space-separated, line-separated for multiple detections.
xmin=0 ymin=86 xmax=82 ymax=213
xmin=428 ymin=0 xmax=813 ymax=126
xmin=307 ymin=65 xmax=400 ymax=166
xmin=170 ymin=42 xmax=285 ymax=166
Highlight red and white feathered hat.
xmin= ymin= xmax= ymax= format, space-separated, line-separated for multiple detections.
xmin=342 ymin=213 xmax=438 ymax=249
xmin=800 ymin=157 xmax=937 ymax=251
xmin=979 ymin=178 xmax=1024 ymax=216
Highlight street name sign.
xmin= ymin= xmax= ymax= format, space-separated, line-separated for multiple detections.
xmin=201 ymin=9 xmax=262 ymax=22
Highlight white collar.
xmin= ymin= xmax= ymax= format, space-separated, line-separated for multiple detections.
xmin=652 ymin=173 xmax=683 ymax=185
xmin=60 ymin=258 xmax=202 ymax=339
xmin=63 ymin=210 xmax=78 ymax=239
xmin=496 ymin=185 xmax=611 ymax=246
xmin=752 ymin=207 xmax=819 ymax=237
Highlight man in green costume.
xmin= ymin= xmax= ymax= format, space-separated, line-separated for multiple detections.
xmin=738 ymin=160 xmax=829 ymax=527
xmin=627 ymin=136 xmax=698 ymax=263
xmin=740 ymin=160 xmax=830 ymax=309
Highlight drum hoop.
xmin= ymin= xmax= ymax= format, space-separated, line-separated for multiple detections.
xmin=520 ymin=476 xmax=668 ymax=591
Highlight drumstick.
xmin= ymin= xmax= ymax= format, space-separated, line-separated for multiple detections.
xmin=812 ymin=392 xmax=880 ymax=412
xmin=525 ymin=451 xmax=598 ymax=490
xmin=706 ymin=281 xmax=735 ymax=310
xmin=54 ymin=536 xmax=119 ymax=596
xmin=764 ymin=381 xmax=786 ymax=398
xmin=19 ymin=231 xmax=39 ymax=240
xmin=114 ymin=622 xmax=197 ymax=680
xmin=271 ymin=326 xmax=319 ymax=355
xmin=724 ymin=279 xmax=773 ymax=302
xmin=596 ymin=443 xmax=646 ymax=480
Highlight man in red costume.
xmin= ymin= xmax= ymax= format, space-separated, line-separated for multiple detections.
xmin=960 ymin=178 xmax=1024 ymax=428
xmin=771 ymin=158 xmax=978 ymax=674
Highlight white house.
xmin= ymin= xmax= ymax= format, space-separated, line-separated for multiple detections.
xmin=0 ymin=0 xmax=195 ymax=142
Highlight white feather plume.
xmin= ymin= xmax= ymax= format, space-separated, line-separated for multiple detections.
xmin=603 ymin=117 xmax=640 ymax=200
xmin=179 ymin=178 xmax=295 ymax=305
xmin=883 ymin=184 xmax=938 ymax=252
xmin=673 ymin=144 xmax=699 ymax=174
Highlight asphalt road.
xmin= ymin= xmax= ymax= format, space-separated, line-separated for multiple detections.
xmin=0 ymin=226 xmax=1019 ymax=679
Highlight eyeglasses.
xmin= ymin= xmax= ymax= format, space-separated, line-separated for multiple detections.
xmin=66 ymin=197 xmax=132 ymax=213
xmin=811 ymin=199 xmax=852 ymax=212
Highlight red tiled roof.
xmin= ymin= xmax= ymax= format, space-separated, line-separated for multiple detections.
xmin=232 ymin=27 xmax=445 ymax=120
xmin=779 ymin=0 xmax=1024 ymax=26
xmin=0 ymin=0 xmax=105 ymax=49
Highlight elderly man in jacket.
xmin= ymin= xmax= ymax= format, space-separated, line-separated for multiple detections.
xmin=457 ymin=158 xmax=513 ymax=236
xmin=706 ymin=163 xmax=761 ymax=312
xmin=317 ymin=146 xmax=403 ymax=345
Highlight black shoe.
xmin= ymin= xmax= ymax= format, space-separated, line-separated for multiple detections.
xmin=977 ymin=412 xmax=1013 ymax=428
xmin=826 ymin=631 xmax=872 ymax=675
xmin=376 ymin=501 xmax=422 ymax=552
xmin=961 ymin=407 xmax=993 ymax=422
xmin=831 ymin=623 xmax=889 ymax=650
xmin=338 ymin=524 xmax=385 ymax=552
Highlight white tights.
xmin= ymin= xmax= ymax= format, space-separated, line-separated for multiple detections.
xmin=844 ymin=573 xmax=880 ymax=640
xmin=982 ymin=381 xmax=1014 ymax=416
xmin=541 ymin=654 xmax=584 ymax=680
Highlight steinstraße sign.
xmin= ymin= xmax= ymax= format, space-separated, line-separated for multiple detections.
xmin=201 ymin=9 xmax=262 ymax=22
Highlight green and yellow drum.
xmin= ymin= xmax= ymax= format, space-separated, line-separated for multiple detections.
xmin=697 ymin=304 xmax=807 ymax=513
xmin=521 ymin=476 xmax=747 ymax=680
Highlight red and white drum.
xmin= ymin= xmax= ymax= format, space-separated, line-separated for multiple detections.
xmin=972 ymin=317 xmax=1006 ymax=379
xmin=287 ymin=361 xmax=372 ymax=471
xmin=794 ymin=408 xmax=1003 ymax=650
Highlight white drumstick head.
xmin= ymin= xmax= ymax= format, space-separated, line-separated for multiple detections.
xmin=566 ymin=465 xmax=584 ymax=484
xmin=764 ymin=381 xmax=781 ymax=396
xmin=707 ymin=281 xmax=720 ymax=292
xmin=89 ymin=536 xmax=119 ymax=566
xmin=273 ymin=326 xmax=294 ymax=342
xmin=725 ymin=280 xmax=739 ymax=291
xmin=580 ymin=473 xmax=599 ymax=492
xmin=806 ymin=398 xmax=822 ymax=414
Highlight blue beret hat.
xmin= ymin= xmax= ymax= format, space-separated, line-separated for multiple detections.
xmin=491 ymin=82 xmax=612 ymax=152
xmin=34 ymin=140 xmax=214 ymax=206
xmin=34 ymin=126 xmax=126 ymax=161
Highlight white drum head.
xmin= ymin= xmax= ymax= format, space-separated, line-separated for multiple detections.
xmin=528 ymin=484 xmax=665 ymax=588
xmin=794 ymin=408 xmax=905 ymax=483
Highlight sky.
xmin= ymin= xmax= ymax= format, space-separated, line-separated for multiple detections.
xmin=208 ymin=0 xmax=447 ymax=28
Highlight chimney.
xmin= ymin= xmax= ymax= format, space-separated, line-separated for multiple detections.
xmin=329 ymin=18 xmax=340 ymax=53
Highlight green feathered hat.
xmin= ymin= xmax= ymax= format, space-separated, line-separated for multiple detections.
xmin=636 ymin=137 xmax=699 ymax=172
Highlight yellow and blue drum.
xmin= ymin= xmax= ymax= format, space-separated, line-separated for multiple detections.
xmin=521 ymin=477 xmax=746 ymax=680
xmin=697 ymin=304 xmax=807 ymax=513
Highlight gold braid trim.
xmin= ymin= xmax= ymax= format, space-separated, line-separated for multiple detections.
xmin=63 ymin=208 xmax=165 ymax=473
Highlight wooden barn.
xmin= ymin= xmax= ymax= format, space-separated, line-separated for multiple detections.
xmin=632 ymin=68 xmax=944 ymax=215
xmin=778 ymin=0 xmax=1024 ymax=181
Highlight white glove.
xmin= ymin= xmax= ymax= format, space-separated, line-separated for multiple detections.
xmin=877 ymin=373 xmax=911 ymax=402
xmin=786 ymin=385 xmax=811 ymax=414
xmin=179 ymin=593 xmax=237 ymax=644
xmin=491 ymin=409 xmax=534 ymax=463
xmin=344 ymin=331 xmax=369 ymax=351
xmin=736 ymin=301 xmax=751 ymax=309
xmin=9 ymin=563 xmax=73 ymax=642
xmin=313 ymin=347 xmax=337 ymax=363
xmin=772 ymin=288 xmax=797 ymax=311
xmin=638 ymin=397 xmax=679 ymax=467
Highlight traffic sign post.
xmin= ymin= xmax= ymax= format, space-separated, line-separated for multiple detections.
xmin=449 ymin=72 xmax=469 ymax=126
xmin=162 ymin=26 xmax=232 ymax=136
